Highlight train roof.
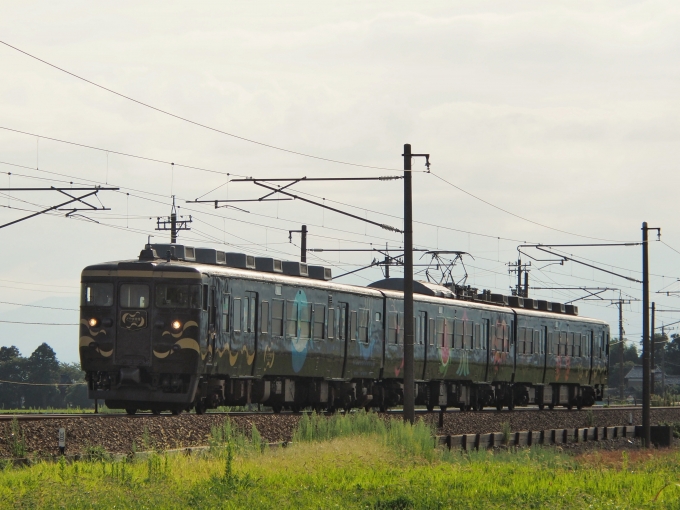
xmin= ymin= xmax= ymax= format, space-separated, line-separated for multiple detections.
xmin=80 ymin=244 xmax=608 ymax=327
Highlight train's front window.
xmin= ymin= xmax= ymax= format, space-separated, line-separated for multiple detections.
xmin=81 ymin=283 xmax=114 ymax=307
xmin=156 ymin=284 xmax=201 ymax=309
xmin=120 ymin=284 xmax=150 ymax=309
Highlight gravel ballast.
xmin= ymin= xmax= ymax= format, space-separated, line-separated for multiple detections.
xmin=2 ymin=407 xmax=679 ymax=458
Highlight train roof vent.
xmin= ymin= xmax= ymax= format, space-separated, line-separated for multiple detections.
xmin=522 ymin=298 xmax=539 ymax=310
xmin=150 ymin=244 xmax=195 ymax=261
xmin=537 ymin=300 xmax=552 ymax=312
xmin=225 ymin=252 xmax=256 ymax=270
xmin=508 ymin=296 xmax=524 ymax=308
xmin=282 ymin=261 xmax=309 ymax=277
xmin=255 ymin=257 xmax=284 ymax=273
xmin=368 ymin=279 xmax=455 ymax=298
xmin=565 ymin=304 xmax=579 ymax=316
xmin=552 ymin=302 xmax=566 ymax=314
xmin=490 ymin=294 xmax=508 ymax=305
xmin=139 ymin=246 xmax=158 ymax=261
xmin=309 ymin=265 xmax=332 ymax=281
xmin=195 ymin=248 xmax=226 ymax=265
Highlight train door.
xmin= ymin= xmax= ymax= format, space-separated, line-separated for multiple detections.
xmin=482 ymin=318 xmax=490 ymax=381
xmin=541 ymin=325 xmax=549 ymax=384
xmin=231 ymin=291 xmax=257 ymax=376
xmin=115 ymin=282 xmax=152 ymax=367
xmin=337 ymin=302 xmax=349 ymax=378
xmin=208 ymin=286 xmax=216 ymax=367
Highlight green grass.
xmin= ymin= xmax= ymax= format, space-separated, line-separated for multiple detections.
xmin=1 ymin=412 xmax=679 ymax=509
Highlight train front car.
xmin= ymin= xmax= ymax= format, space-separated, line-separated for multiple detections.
xmin=79 ymin=247 xmax=203 ymax=414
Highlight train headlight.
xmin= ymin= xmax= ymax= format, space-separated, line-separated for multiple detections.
xmin=88 ymin=318 xmax=99 ymax=328
xmin=171 ymin=320 xmax=182 ymax=331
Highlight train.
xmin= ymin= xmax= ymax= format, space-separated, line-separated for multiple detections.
xmin=79 ymin=243 xmax=609 ymax=415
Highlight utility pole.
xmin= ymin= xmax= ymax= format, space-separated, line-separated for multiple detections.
xmin=662 ymin=324 xmax=666 ymax=398
xmin=402 ymin=144 xmax=429 ymax=425
xmin=288 ymin=225 xmax=308 ymax=263
xmin=384 ymin=244 xmax=390 ymax=279
xmin=508 ymin=258 xmax=531 ymax=297
xmin=618 ymin=299 xmax=625 ymax=400
xmin=403 ymin=143 xmax=414 ymax=425
xmin=651 ymin=302 xmax=656 ymax=395
xmin=156 ymin=196 xmax=191 ymax=243
xmin=641 ymin=222 xmax=660 ymax=447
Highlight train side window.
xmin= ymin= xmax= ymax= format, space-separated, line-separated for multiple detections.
xmin=558 ymin=332 xmax=567 ymax=356
xmin=482 ymin=320 xmax=489 ymax=350
xmin=567 ymin=333 xmax=574 ymax=357
xmin=299 ymin=303 xmax=312 ymax=339
xmin=574 ymin=334 xmax=581 ymax=357
xmin=397 ymin=313 xmax=404 ymax=344
xmin=463 ymin=321 xmax=473 ymax=350
xmin=428 ymin=318 xmax=435 ymax=346
xmin=314 ymin=304 xmax=325 ymax=339
xmin=222 ymin=294 xmax=230 ymax=332
xmin=286 ymin=301 xmax=298 ymax=337
xmin=358 ymin=309 xmax=369 ymax=343
xmin=349 ymin=311 xmax=357 ymax=341
xmin=454 ymin=320 xmax=463 ymax=349
xmin=261 ymin=301 xmax=269 ymax=334
xmin=202 ymin=285 xmax=208 ymax=311
xmin=518 ymin=327 xmax=526 ymax=354
xmin=474 ymin=323 xmax=481 ymax=350
xmin=328 ymin=307 xmax=335 ymax=339
xmin=533 ymin=330 xmax=540 ymax=355
xmin=272 ymin=299 xmax=284 ymax=336
xmin=416 ymin=312 xmax=428 ymax=345
xmin=233 ymin=298 xmax=241 ymax=332
xmin=503 ymin=325 xmax=509 ymax=352
xmin=435 ymin=317 xmax=444 ymax=347
xmin=338 ymin=304 xmax=348 ymax=341
xmin=415 ymin=313 xmax=422 ymax=345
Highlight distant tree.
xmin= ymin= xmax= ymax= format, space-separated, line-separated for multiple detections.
xmin=0 ymin=346 xmax=20 ymax=362
xmin=22 ymin=343 xmax=61 ymax=409
xmin=0 ymin=345 xmax=25 ymax=408
xmin=663 ymin=334 xmax=680 ymax=376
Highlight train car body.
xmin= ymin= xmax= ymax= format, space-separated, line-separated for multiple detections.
xmin=79 ymin=245 xmax=609 ymax=414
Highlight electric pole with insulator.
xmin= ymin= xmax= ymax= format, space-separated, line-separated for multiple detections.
xmin=288 ymin=225 xmax=308 ymax=262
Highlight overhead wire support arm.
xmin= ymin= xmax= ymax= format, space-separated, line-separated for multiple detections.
xmin=0 ymin=186 xmax=119 ymax=230
xmin=190 ymin=176 xmax=404 ymax=233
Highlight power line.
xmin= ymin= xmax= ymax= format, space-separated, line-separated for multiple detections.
xmin=0 ymin=300 xmax=78 ymax=311
xmin=0 ymin=41 xmax=411 ymax=173
xmin=429 ymin=171 xmax=629 ymax=243
xmin=0 ymin=320 xmax=77 ymax=325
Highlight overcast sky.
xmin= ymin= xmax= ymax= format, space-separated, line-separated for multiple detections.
xmin=1 ymin=1 xmax=679 ymax=362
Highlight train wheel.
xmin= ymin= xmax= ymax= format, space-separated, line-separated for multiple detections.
xmin=538 ymin=403 xmax=544 ymax=411
xmin=195 ymin=401 xmax=206 ymax=415
xmin=291 ymin=405 xmax=302 ymax=414
xmin=496 ymin=402 xmax=503 ymax=411
xmin=171 ymin=409 xmax=182 ymax=416
xmin=426 ymin=404 xmax=435 ymax=413
xmin=548 ymin=404 xmax=555 ymax=410
xmin=507 ymin=400 xmax=515 ymax=411
xmin=379 ymin=405 xmax=387 ymax=413
xmin=567 ymin=404 xmax=573 ymax=411
xmin=271 ymin=404 xmax=282 ymax=414
xmin=152 ymin=409 xmax=161 ymax=415
xmin=125 ymin=408 xmax=137 ymax=416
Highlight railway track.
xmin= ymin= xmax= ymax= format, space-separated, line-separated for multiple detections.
xmin=0 ymin=405 xmax=675 ymax=421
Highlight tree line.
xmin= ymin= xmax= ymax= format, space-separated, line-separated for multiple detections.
xmin=0 ymin=343 xmax=90 ymax=410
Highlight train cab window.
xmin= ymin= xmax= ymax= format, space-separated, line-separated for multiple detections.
xmin=313 ymin=305 xmax=325 ymax=339
xmin=299 ymin=303 xmax=312 ymax=339
xmin=82 ymin=283 xmax=113 ymax=307
xmin=233 ymin=298 xmax=242 ymax=332
xmin=358 ymin=309 xmax=369 ymax=343
xmin=272 ymin=299 xmax=284 ymax=336
xmin=464 ymin=321 xmax=473 ymax=350
xmin=454 ymin=320 xmax=464 ymax=349
xmin=328 ymin=307 xmax=335 ymax=339
xmin=222 ymin=294 xmax=230 ymax=332
xmin=350 ymin=311 xmax=357 ymax=341
xmin=261 ymin=301 xmax=269 ymax=334
xmin=375 ymin=312 xmax=382 ymax=322
xmin=119 ymin=284 xmax=149 ymax=309
xmin=155 ymin=284 xmax=201 ymax=309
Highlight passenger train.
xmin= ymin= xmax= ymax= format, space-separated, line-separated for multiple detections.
xmin=79 ymin=244 xmax=609 ymax=414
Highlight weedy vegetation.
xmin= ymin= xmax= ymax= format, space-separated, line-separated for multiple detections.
xmin=0 ymin=411 xmax=679 ymax=509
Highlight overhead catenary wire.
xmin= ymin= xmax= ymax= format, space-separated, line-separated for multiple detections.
xmin=0 ymin=41 xmax=415 ymax=173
